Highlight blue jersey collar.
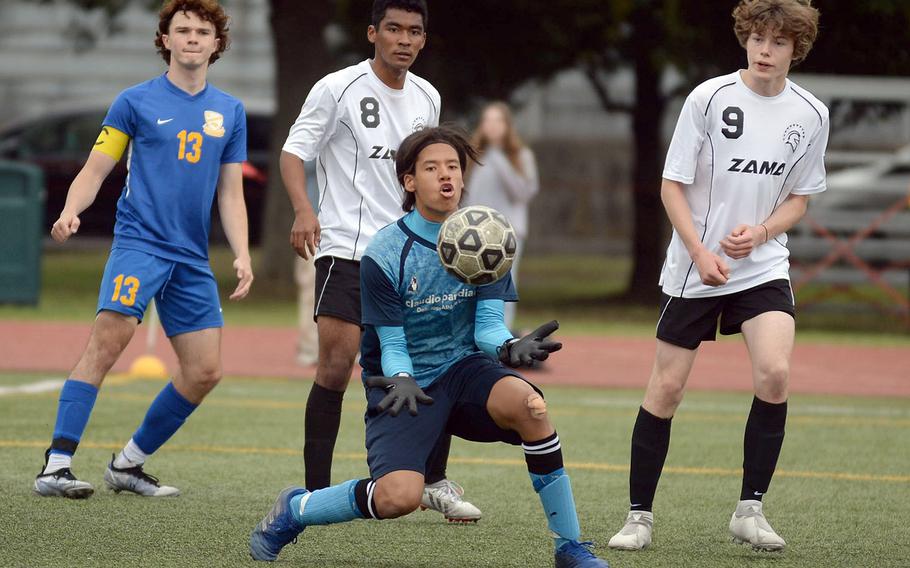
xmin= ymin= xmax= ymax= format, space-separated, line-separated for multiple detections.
xmin=160 ymin=73 xmax=209 ymax=100
xmin=398 ymin=210 xmax=439 ymax=250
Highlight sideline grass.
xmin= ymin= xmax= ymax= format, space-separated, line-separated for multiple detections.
xmin=1 ymin=372 xmax=908 ymax=567
xmin=1 ymin=246 xmax=908 ymax=343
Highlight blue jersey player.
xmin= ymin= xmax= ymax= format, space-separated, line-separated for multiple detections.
xmin=34 ymin=0 xmax=252 ymax=499
xmin=249 ymin=125 xmax=610 ymax=567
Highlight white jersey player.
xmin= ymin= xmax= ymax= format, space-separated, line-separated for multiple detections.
xmin=660 ymin=70 xmax=828 ymax=298
xmin=284 ymin=58 xmax=440 ymax=262
xmin=609 ymin=0 xmax=828 ymax=554
xmin=277 ymin=0 xmax=481 ymax=523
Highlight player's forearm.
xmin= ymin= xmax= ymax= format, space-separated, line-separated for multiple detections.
xmin=61 ymin=151 xmax=116 ymax=215
xmin=279 ymin=151 xmax=316 ymax=215
xmin=761 ymin=194 xmax=809 ymax=242
xmin=377 ymin=326 xmax=415 ymax=376
xmin=661 ymin=178 xmax=706 ymax=259
xmin=474 ymin=300 xmax=514 ymax=357
xmin=217 ymin=171 xmax=251 ymax=261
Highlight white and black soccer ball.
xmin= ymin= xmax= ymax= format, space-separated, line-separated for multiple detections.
xmin=437 ymin=205 xmax=518 ymax=286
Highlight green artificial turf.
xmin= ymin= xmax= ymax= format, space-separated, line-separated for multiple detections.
xmin=1 ymin=373 xmax=908 ymax=567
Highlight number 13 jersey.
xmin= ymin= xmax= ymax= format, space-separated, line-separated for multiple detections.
xmin=660 ymin=70 xmax=830 ymax=298
xmin=103 ymin=74 xmax=247 ymax=266
xmin=283 ymin=59 xmax=441 ymax=261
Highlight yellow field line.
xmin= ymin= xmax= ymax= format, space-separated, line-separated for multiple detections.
xmin=40 ymin=393 xmax=903 ymax=428
xmin=3 ymin=439 xmax=908 ymax=484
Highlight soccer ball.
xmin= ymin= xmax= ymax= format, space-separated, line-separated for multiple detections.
xmin=437 ymin=205 xmax=518 ymax=286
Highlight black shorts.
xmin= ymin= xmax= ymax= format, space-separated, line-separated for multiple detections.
xmin=363 ymin=353 xmax=542 ymax=480
xmin=656 ymin=279 xmax=795 ymax=350
xmin=314 ymin=256 xmax=361 ymax=327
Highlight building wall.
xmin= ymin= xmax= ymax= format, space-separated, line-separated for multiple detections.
xmin=0 ymin=0 xmax=275 ymax=124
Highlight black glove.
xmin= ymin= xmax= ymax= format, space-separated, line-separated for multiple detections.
xmin=498 ymin=320 xmax=563 ymax=368
xmin=364 ymin=374 xmax=434 ymax=417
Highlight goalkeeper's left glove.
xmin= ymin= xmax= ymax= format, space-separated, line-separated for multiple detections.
xmin=498 ymin=320 xmax=562 ymax=368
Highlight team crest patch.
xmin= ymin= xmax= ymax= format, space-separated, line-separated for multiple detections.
xmin=203 ymin=110 xmax=226 ymax=138
xmin=408 ymin=275 xmax=419 ymax=293
xmin=782 ymin=123 xmax=805 ymax=152
xmin=412 ymin=117 xmax=426 ymax=132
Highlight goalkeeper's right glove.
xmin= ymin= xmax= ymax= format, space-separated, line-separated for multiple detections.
xmin=364 ymin=374 xmax=434 ymax=416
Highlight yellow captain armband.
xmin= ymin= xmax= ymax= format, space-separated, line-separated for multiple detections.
xmin=92 ymin=126 xmax=130 ymax=161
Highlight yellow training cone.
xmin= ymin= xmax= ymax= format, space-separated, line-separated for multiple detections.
xmin=128 ymin=355 xmax=168 ymax=380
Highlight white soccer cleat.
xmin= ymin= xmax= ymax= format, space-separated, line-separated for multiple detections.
xmin=729 ymin=500 xmax=786 ymax=551
xmin=608 ymin=510 xmax=653 ymax=550
xmin=420 ymin=479 xmax=482 ymax=523
xmin=104 ymin=456 xmax=180 ymax=497
xmin=34 ymin=468 xmax=94 ymax=499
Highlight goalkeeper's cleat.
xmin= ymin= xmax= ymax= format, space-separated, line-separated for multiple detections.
xmin=554 ymin=540 xmax=611 ymax=567
xmin=34 ymin=451 xmax=94 ymax=499
xmin=104 ymin=454 xmax=180 ymax=497
xmin=249 ymin=487 xmax=308 ymax=562
xmin=420 ymin=479 xmax=482 ymax=523
xmin=607 ymin=510 xmax=653 ymax=550
xmin=729 ymin=500 xmax=786 ymax=552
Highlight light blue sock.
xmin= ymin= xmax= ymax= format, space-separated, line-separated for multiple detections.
xmin=132 ymin=382 xmax=197 ymax=455
xmin=50 ymin=379 xmax=99 ymax=456
xmin=530 ymin=468 xmax=581 ymax=550
xmin=289 ymin=479 xmax=365 ymax=526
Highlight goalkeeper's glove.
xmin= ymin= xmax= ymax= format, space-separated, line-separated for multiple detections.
xmin=498 ymin=320 xmax=563 ymax=368
xmin=364 ymin=373 xmax=434 ymax=417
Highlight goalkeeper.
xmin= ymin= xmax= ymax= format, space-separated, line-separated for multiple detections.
xmin=250 ymin=125 xmax=609 ymax=568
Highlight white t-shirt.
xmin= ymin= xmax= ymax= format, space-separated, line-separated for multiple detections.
xmin=660 ymin=71 xmax=830 ymax=298
xmin=283 ymin=59 xmax=441 ymax=261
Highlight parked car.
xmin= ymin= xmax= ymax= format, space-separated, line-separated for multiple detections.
xmin=0 ymin=104 xmax=273 ymax=243
xmin=818 ymin=145 xmax=910 ymax=210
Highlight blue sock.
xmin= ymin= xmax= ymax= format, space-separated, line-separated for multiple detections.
xmin=289 ymin=479 xmax=366 ymax=526
xmin=530 ymin=468 xmax=581 ymax=550
xmin=132 ymin=382 xmax=198 ymax=455
xmin=49 ymin=380 xmax=99 ymax=456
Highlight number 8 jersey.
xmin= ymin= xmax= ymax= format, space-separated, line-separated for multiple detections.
xmin=660 ymin=71 xmax=830 ymax=298
xmin=102 ymin=74 xmax=247 ymax=266
xmin=283 ymin=59 xmax=441 ymax=261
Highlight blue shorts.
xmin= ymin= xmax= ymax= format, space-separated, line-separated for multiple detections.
xmin=363 ymin=353 xmax=542 ymax=480
xmin=96 ymin=247 xmax=223 ymax=337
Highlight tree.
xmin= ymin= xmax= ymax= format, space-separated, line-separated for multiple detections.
xmin=337 ymin=0 xmax=739 ymax=301
xmin=338 ymin=0 xmax=910 ymax=302
xmin=41 ymin=0 xmax=910 ymax=298
xmin=257 ymin=0 xmax=335 ymax=290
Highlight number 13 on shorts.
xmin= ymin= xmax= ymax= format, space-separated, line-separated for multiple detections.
xmin=111 ymin=274 xmax=140 ymax=306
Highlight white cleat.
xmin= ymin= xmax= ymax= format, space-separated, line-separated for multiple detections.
xmin=34 ymin=468 xmax=94 ymax=499
xmin=420 ymin=479 xmax=482 ymax=523
xmin=608 ymin=510 xmax=653 ymax=550
xmin=729 ymin=500 xmax=786 ymax=552
xmin=104 ymin=456 xmax=180 ymax=497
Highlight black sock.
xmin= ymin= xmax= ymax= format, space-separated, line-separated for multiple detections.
xmin=741 ymin=396 xmax=787 ymax=501
xmin=303 ymin=383 xmax=345 ymax=490
xmin=353 ymin=478 xmax=383 ymax=520
xmin=522 ymin=431 xmax=564 ymax=475
xmin=629 ymin=406 xmax=672 ymax=512
xmin=424 ymin=434 xmax=452 ymax=484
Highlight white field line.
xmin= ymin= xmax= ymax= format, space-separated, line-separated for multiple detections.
xmin=572 ymin=396 xmax=910 ymax=418
xmin=0 ymin=379 xmax=63 ymax=397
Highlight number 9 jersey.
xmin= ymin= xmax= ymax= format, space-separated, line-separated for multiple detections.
xmin=660 ymin=71 xmax=830 ymax=298
xmin=102 ymin=74 xmax=247 ymax=266
xmin=282 ymin=59 xmax=441 ymax=261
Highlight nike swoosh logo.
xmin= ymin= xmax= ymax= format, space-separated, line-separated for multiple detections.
xmin=157 ymin=118 xmax=174 ymax=125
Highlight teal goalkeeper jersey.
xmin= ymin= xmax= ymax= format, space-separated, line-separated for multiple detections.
xmin=102 ymin=74 xmax=247 ymax=265
xmin=360 ymin=211 xmax=517 ymax=387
